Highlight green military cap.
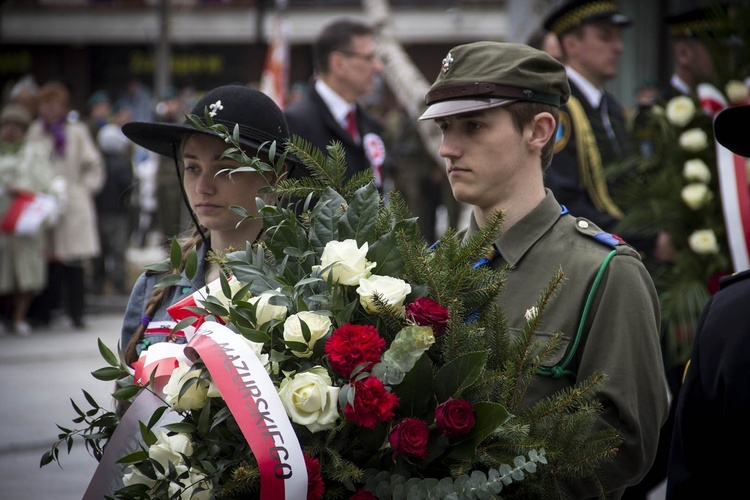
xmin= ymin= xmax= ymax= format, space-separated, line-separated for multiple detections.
xmin=543 ymin=0 xmax=630 ymax=37
xmin=419 ymin=41 xmax=570 ymax=121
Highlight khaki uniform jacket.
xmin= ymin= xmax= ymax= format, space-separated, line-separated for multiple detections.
xmin=462 ymin=190 xmax=669 ymax=499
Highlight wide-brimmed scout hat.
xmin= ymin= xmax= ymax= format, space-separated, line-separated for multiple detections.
xmin=714 ymin=105 xmax=750 ymax=157
xmin=122 ymin=85 xmax=293 ymax=164
xmin=419 ymin=41 xmax=570 ymax=121
xmin=543 ymin=0 xmax=631 ymax=37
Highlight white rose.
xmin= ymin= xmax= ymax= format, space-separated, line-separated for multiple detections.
xmin=314 ymin=239 xmax=376 ymax=286
xmin=665 ymin=95 xmax=696 ymax=127
xmin=679 ymin=128 xmax=708 ymax=152
xmin=123 ymin=466 xmax=156 ymax=489
xmin=248 ymin=289 xmax=287 ymax=327
xmin=283 ymin=311 xmax=332 ymax=358
xmin=725 ymin=80 xmax=749 ymax=104
xmin=278 ymin=366 xmax=340 ymax=433
xmin=682 ymin=159 xmax=711 ymax=183
xmin=239 ymin=335 xmax=271 ymax=370
xmin=168 ymin=466 xmax=212 ymax=500
xmin=356 ymin=274 xmax=412 ymax=315
xmin=162 ymin=362 xmax=219 ymax=411
xmin=148 ymin=430 xmax=193 ymax=470
xmin=688 ymin=229 xmax=720 ymax=255
xmin=681 ymin=183 xmax=713 ymax=210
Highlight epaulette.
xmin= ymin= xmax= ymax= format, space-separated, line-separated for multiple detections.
xmin=718 ymin=269 xmax=750 ymax=290
xmin=573 ymin=217 xmax=627 ymax=248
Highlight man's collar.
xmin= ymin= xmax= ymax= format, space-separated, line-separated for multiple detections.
xmin=566 ymin=66 xmax=604 ymax=108
xmin=315 ymin=79 xmax=353 ymax=125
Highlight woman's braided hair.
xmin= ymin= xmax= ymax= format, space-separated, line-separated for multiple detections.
xmin=123 ymin=228 xmax=206 ymax=365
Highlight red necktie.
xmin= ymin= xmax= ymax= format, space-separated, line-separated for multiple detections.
xmin=346 ymin=108 xmax=359 ymax=141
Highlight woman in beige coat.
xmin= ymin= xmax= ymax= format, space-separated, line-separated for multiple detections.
xmin=25 ymin=81 xmax=105 ymax=328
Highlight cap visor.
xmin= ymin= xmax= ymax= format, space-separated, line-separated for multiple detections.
xmin=715 ymin=105 xmax=750 ymax=157
xmin=419 ymin=98 xmax=516 ymax=121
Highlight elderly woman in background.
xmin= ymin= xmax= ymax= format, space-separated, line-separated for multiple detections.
xmin=26 ymin=81 xmax=105 ymax=329
xmin=0 ymin=104 xmax=58 ymax=335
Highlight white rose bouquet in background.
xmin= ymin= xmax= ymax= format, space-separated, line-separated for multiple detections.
xmin=617 ymin=78 xmax=747 ymax=367
xmin=42 ymin=116 xmax=621 ymax=499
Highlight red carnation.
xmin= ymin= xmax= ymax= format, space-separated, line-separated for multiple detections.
xmin=389 ymin=417 xmax=430 ymax=459
xmin=343 ymin=376 xmax=399 ymax=428
xmin=305 ymin=454 xmax=325 ymax=500
xmin=406 ymin=297 xmax=450 ymax=337
xmin=350 ymin=490 xmax=377 ymax=500
xmin=435 ymin=398 xmax=475 ymax=437
xmin=325 ymin=323 xmax=386 ymax=378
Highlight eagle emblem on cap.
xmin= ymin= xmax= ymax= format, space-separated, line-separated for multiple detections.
xmin=441 ymin=53 xmax=453 ymax=74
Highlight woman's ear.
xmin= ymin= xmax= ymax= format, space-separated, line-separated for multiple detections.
xmin=529 ymin=112 xmax=556 ymax=150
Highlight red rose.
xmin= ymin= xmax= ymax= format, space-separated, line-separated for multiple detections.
xmin=343 ymin=376 xmax=399 ymax=428
xmin=325 ymin=323 xmax=386 ymax=378
xmin=435 ymin=398 xmax=475 ymax=437
xmin=406 ymin=297 xmax=450 ymax=337
xmin=305 ymin=454 xmax=325 ymax=500
xmin=350 ymin=490 xmax=377 ymax=500
xmin=389 ymin=417 xmax=430 ymax=459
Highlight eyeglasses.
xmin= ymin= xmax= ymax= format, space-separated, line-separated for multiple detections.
xmin=335 ymin=51 xmax=380 ymax=64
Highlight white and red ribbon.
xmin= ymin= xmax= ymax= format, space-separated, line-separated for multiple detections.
xmin=698 ymin=83 xmax=750 ymax=272
xmin=185 ymin=322 xmax=307 ymax=500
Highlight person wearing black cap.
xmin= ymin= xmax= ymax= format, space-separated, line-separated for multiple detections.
xmin=666 ymin=104 xmax=750 ymax=499
xmin=119 ymin=85 xmax=295 ymax=367
xmin=541 ymin=0 xmax=637 ymax=246
xmin=663 ymin=5 xmax=730 ymax=99
xmin=419 ymin=40 xmax=668 ymax=499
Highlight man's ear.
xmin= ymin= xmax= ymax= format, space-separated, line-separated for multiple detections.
xmin=530 ymin=112 xmax=556 ymax=149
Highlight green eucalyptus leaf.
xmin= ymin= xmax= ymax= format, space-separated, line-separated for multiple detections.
xmin=169 ymin=238 xmax=182 ymax=269
xmin=91 ymin=367 xmax=125 ymax=381
xmin=155 ymin=274 xmax=182 ymax=288
xmin=98 ymin=338 xmax=118 ymax=366
xmin=184 ymin=247 xmax=198 ymax=280
xmin=143 ymin=261 xmax=172 ymax=273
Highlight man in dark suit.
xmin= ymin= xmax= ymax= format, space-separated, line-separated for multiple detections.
xmin=666 ymin=105 xmax=750 ymax=500
xmin=284 ymin=18 xmax=387 ymax=188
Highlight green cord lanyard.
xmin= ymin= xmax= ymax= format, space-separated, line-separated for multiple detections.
xmin=537 ymin=249 xmax=617 ymax=379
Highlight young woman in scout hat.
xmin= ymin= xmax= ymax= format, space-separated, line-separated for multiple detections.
xmin=120 ymin=85 xmax=295 ymax=365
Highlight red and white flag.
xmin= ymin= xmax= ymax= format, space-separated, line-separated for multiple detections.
xmin=698 ymin=83 xmax=750 ymax=272
xmin=259 ymin=10 xmax=291 ymax=110
xmin=1 ymin=190 xmax=58 ymax=235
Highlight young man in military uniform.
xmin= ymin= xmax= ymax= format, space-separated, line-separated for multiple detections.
xmin=666 ymin=104 xmax=750 ymax=499
xmin=419 ymin=41 xmax=669 ymax=499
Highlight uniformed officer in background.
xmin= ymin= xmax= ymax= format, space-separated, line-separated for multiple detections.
xmin=418 ymin=40 xmax=668 ymax=499
xmin=541 ymin=0 xmax=647 ymax=251
xmin=666 ymin=104 xmax=750 ymax=499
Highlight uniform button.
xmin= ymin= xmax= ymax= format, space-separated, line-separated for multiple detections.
xmin=577 ymin=220 xmax=589 ymax=229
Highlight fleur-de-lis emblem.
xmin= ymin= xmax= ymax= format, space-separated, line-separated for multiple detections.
xmin=209 ymin=100 xmax=223 ymax=117
xmin=441 ymin=53 xmax=453 ymax=74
